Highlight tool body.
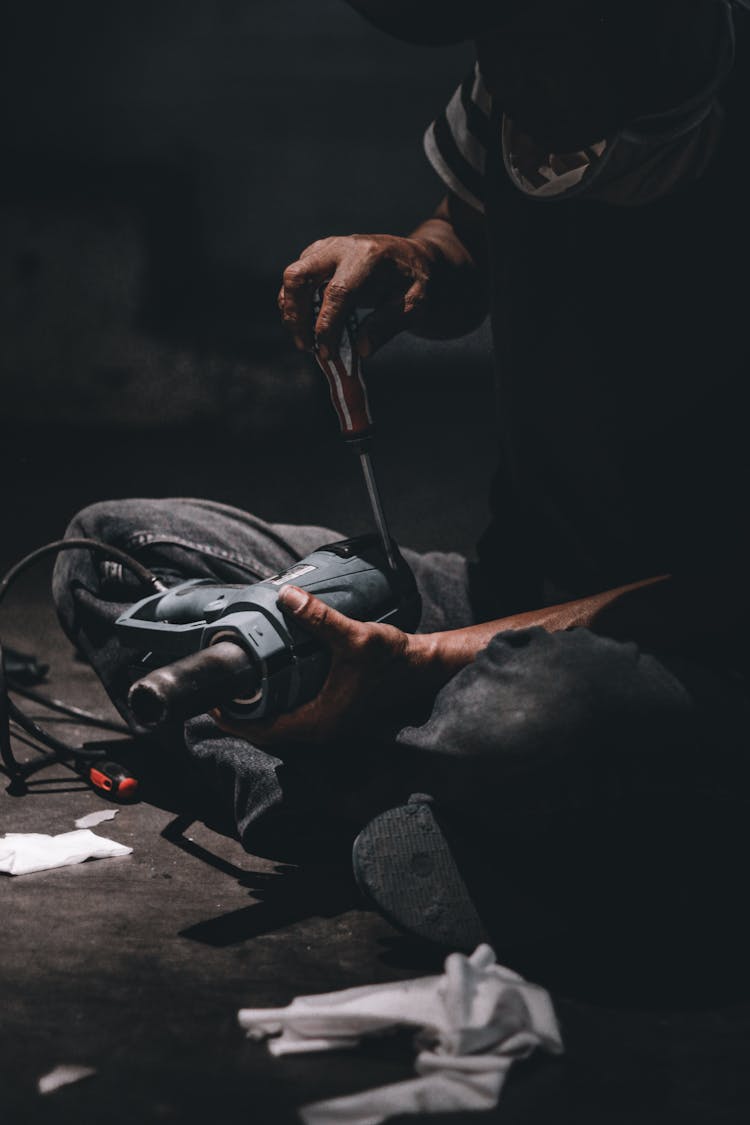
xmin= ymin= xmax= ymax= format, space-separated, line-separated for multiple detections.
xmin=117 ymin=536 xmax=420 ymax=728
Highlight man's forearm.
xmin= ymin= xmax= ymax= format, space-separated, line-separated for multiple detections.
xmin=408 ymin=574 xmax=673 ymax=689
xmin=407 ymin=194 xmax=489 ymax=339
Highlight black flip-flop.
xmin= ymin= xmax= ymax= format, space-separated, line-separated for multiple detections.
xmin=351 ymin=796 xmax=489 ymax=952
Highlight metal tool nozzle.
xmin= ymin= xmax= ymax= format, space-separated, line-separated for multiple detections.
xmin=128 ymin=641 xmax=258 ymax=728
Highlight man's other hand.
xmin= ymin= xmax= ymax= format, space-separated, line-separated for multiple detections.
xmin=213 ymin=584 xmax=434 ymax=747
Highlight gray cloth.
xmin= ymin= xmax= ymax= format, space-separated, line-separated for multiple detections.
xmin=52 ymin=498 xmax=472 ymax=845
xmin=52 ymin=498 xmax=750 ymax=874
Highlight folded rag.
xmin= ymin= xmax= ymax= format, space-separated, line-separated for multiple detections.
xmin=0 ymin=830 xmax=132 ymax=876
xmin=238 ymin=944 xmax=563 ymax=1124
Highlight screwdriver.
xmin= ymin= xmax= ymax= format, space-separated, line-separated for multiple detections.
xmin=313 ymin=297 xmax=398 ymax=572
xmin=74 ymin=758 xmax=139 ymax=800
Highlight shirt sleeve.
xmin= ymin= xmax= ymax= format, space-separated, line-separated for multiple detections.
xmin=423 ymin=63 xmax=492 ymax=214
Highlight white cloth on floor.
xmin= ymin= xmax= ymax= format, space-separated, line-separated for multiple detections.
xmin=38 ymin=1064 xmax=97 ymax=1094
xmin=300 ymin=1061 xmax=509 ymax=1125
xmin=238 ymin=944 xmax=563 ymax=1124
xmin=74 ymin=808 xmax=119 ymax=829
xmin=0 ymin=830 xmax=132 ymax=876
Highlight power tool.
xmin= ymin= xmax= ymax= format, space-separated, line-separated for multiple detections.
xmin=117 ymin=534 xmax=420 ymax=728
xmin=115 ymin=294 xmax=418 ymax=729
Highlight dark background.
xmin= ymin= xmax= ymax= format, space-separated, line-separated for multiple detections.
xmin=0 ymin=1 xmax=486 ymax=419
xmin=1 ymin=0 xmax=495 ymax=565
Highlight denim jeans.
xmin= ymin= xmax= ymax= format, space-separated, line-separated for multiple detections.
xmin=52 ymin=498 xmax=750 ymax=903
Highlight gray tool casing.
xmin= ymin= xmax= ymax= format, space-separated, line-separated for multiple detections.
xmin=115 ymin=535 xmax=421 ymax=720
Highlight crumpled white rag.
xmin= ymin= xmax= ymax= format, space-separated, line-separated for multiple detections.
xmin=238 ymin=943 xmax=563 ymax=1124
xmin=38 ymin=1064 xmax=97 ymax=1094
xmin=0 ymin=830 xmax=132 ymax=876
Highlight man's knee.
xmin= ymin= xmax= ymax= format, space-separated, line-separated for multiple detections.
xmin=400 ymin=626 xmax=694 ymax=769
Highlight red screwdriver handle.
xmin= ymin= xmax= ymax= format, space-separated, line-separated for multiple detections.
xmin=313 ymin=301 xmax=374 ymax=441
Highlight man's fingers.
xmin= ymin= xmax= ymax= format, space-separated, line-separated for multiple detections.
xmin=280 ymin=235 xmax=434 ymax=359
xmin=357 ymin=279 xmax=427 ymax=358
xmin=299 ymin=238 xmax=332 ymax=261
xmin=313 ymin=255 xmax=379 ymax=360
xmin=314 ymin=283 xmax=355 ymax=360
xmin=278 ymin=586 xmax=360 ymax=646
xmin=277 ymin=283 xmax=311 ymax=349
xmin=281 ymin=237 xmax=438 ymax=362
xmin=279 ymin=249 xmax=339 ymax=351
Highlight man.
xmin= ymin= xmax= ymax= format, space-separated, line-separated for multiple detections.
xmin=54 ymin=1 xmax=750 ymax=975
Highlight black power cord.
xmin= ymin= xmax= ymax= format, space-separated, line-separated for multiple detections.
xmin=10 ymin=684 xmax=130 ymax=734
xmin=0 ymin=537 xmax=165 ymax=792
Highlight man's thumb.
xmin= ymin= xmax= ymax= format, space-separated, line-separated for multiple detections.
xmin=277 ymin=585 xmax=356 ymax=642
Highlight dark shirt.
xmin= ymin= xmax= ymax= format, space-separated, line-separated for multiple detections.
xmin=425 ymin=22 xmax=750 ymax=616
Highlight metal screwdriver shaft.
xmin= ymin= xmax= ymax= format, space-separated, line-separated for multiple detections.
xmin=357 ymin=443 xmax=398 ymax=572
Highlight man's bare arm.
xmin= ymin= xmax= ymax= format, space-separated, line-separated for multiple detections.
xmin=404 ymin=193 xmax=489 ymax=342
xmin=411 ymin=575 xmax=675 ymax=690
xmin=411 ymin=567 xmax=750 ymax=692
xmin=218 ymin=572 xmax=737 ymax=747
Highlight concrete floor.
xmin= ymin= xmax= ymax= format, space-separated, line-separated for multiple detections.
xmin=3 ymin=371 xmax=750 ymax=1123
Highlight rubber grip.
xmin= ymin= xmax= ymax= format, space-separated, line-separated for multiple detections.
xmin=313 ymin=306 xmax=373 ymax=440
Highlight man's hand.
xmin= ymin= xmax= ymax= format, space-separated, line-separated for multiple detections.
xmin=214 ymin=584 xmax=435 ymax=747
xmin=212 ymin=573 xmax=684 ymax=749
xmin=278 ymin=195 xmax=489 ymax=360
xmin=279 ymin=234 xmax=438 ymax=360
